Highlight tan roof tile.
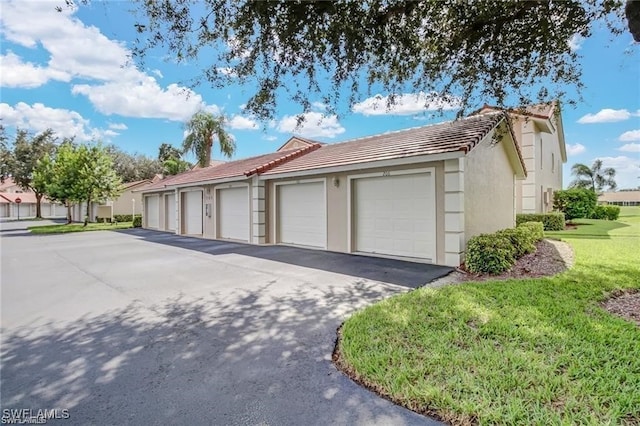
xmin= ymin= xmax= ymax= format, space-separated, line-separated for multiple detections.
xmin=141 ymin=144 xmax=320 ymax=191
xmin=262 ymin=112 xmax=508 ymax=175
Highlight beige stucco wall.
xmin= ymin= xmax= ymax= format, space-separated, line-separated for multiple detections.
xmin=514 ymin=117 xmax=564 ymax=214
xmin=112 ymin=187 xmax=145 ymax=216
xmin=265 ymin=161 xmax=446 ymax=264
xmin=464 ymin=134 xmax=516 ymax=241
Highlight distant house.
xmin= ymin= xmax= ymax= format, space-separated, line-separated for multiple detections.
xmin=0 ymin=177 xmax=65 ymax=219
xmin=599 ymin=191 xmax=640 ymax=206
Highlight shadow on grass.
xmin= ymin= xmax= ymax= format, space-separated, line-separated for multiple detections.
xmin=1 ymin=283 xmax=431 ymax=425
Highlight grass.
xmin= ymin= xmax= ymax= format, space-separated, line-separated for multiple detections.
xmin=337 ymin=206 xmax=640 ymax=425
xmin=28 ymin=221 xmax=134 ymax=234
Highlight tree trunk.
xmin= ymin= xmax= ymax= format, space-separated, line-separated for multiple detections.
xmin=203 ymin=137 xmax=212 ymax=167
xmin=35 ymin=192 xmax=43 ymax=219
xmin=84 ymin=197 xmax=91 ymax=227
xmin=66 ymin=202 xmax=72 ymax=224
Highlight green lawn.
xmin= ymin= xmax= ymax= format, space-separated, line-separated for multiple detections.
xmin=28 ymin=221 xmax=134 ymax=234
xmin=337 ymin=206 xmax=640 ymax=425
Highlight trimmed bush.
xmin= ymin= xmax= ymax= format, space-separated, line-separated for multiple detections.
xmin=516 ymin=213 xmax=565 ymax=231
xmin=590 ymin=205 xmax=620 ymax=221
xmin=518 ymin=221 xmax=544 ymax=242
xmin=465 ymin=233 xmax=516 ymax=275
xmin=497 ymin=227 xmax=536 ymax=258
xmin=114 ymin=214 xmax=141 ymax=222
xmin=132 ymin=216 xmax=142 ymax=227
xmin=553 ymin=189 xmax=597 ymax=220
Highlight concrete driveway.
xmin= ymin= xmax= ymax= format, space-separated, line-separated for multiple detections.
xmin=1 ymin=220 xmax=450 ymax=425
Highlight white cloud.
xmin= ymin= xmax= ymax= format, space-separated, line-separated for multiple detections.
xmin=311 ymin=101 xmax=327 ymax=111
xmin=0 ymin=102 xmax=104 ymax=141
xmin=619 ymin=143 xmax=640 ymax=153
xmin=151 ymin=69 xmax=163 ymax=78
xmin=566 ymin=143 xmax=586 ymax=156
xmin=228 ymin=115 xmax=259 ymax=130
xmin=103 ymin=129 xmax=120 ymax=137
xmin=263 ymin=135 xmax=277 ymax=142
xmin=619 ymin=129 xmax=640 ymax=142
xmin=216 ymin=67 xmax=237 ymax=77
xmin=577 ymin=109 xmax=635 ymax=124
xmin=568 ymin=34 xmax=584 ymax=52
xmin=277 ymin=112 xmax=345 ymax=138
xmin=108 ymin=122 xmax=128 ymax=130
xmin=0 ymin=51 xmax=70 ymax=88
xmin=352 ymin=92 xmax=461 ymax=116
xmin=598 ymin=156 xmax=640 ymax=189
xmin=72 ymin=79 xmax=216 ymax=122
xmin=0 ymin=1 xmax=218 ymax=122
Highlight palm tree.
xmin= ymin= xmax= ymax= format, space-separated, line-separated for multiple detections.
xmin=570 ymin=159 xmax=617 ymax=192
xmin=183 ymin=111 xmax=235 ymax=167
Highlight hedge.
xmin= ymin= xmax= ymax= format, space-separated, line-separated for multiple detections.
xmin=114 ymin=214 xmax=142 ymax=223
xmin=497 ymin=227 xmax=536 ymax=259
xmin=553 ymin=188 xmax=597 ymax=220
xmin=589 ymin=205 xmax=621 ymax=221
xmin=465 ymin=233 xmax=516 ymax=274
xmin=132 ymin=216 xmax=142 ymax=227
xmin=516 ymin=213 xmax=565 ymax=231
xmin=518 ymin=221 xmax=544 ymax=242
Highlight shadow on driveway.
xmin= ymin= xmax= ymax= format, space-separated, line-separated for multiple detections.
xmin=120 ymin=228 xmax=453 ymax=288
xmin=1 ymin=284 xmax=437 ymax=425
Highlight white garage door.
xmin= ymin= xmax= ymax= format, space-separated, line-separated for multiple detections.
xmin=165 ymin=193 xmax=176 ymax=231
xmin=0 ymin=204 xmax=9 ymax=217
xmin=278 ymin=181 xmax=326 ymax=248
xmin=18 ymin=203 xmax=31 ymax=218
xmin=145 ymin=195 xmax=160 ymax=228
xmin=354 ymin=172 xmax=435 ymax=261
xmin=183 ymin=191 xmax=203 ymax=235
xmin=40 ymin=203 xmax=52 ymax=217
xmin=218 ymin=186 xmax=249 ymax=241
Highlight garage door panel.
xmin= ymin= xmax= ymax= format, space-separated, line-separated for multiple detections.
xmin=278 ymin=182 xmax=326 ymax=248
xmin=184 ymin=191 xmax=203 ymax=235
xmin=165 ymin=194 xmax=176 ymax=231
xmin=218 ymin=187 xmax=249 ymax=241
xmin=146 ymin=195 xmax=160 ymax=228
xmin=354 ymin=172 xmax=435 ymax=260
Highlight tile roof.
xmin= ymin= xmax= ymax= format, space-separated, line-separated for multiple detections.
xmin=121 ymin=179 xmax=152 ymax=190
xmin=262 ymin=112 xmax=509 ymax=175
xmin=141 ymin=144 xmax=321 ymax=191
xmin=0 ymin=192 xmax=39 ymax=203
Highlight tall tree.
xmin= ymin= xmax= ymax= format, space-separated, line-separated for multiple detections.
xmin=131 ymin=1 xmax=631 ymax=120
xmin=0 ymin=124 xmax=10 ymax=183
xmin=183 ymin=112 xmax=235 ymax=168
xmin=106 ymin=144 xmax=164 ymax=182
xmin=570 ymin=160 xmax=617 ymax=192
xmin=33 ymin=140 xmax=81 ymax=223
xmin=10 ymin=129 xmax=57 ymax=218
xmin=158 ymin=143 xmax=183 ymax=162
xmin=77 ymin=144 xmax=123 ymax=225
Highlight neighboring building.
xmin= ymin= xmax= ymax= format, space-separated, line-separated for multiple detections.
xmin=476 ymin=102 xmax=566 ymax=214
xmin=108 ymin=175 xmax=163 ymax=216
xmin=599 ymin=190 xmax=640 ymax=206
xmin=0 ymin=177 xmax=65 ymax=219
xmin=140 ymin=112 xmax=526 ymax=267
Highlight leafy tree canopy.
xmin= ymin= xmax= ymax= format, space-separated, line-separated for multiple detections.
xmin=106 ymin=145 xmax=164 ymax=182
xmin=131 ymin=0 xmax=630 ymax=120
xmin=183 ymin=111 xmax=235 ymax=168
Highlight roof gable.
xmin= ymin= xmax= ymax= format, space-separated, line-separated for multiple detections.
xmin=277 ymin=136 xmax=324 ymax=152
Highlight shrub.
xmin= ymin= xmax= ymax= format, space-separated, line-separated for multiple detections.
xmin=590 ymin=205 xmax=620 ymax=221
xmin=553 ymin=189 xmax=597 ymax=221
xmin=516 ymin=213 xmax=565 ymax=231
xmin=518 ymin=221 xmax=544 ymax=242
xmin=497 ymin=227 xmax=536 ymax=258
xmin=113 ymin=214 xmax=141 ymax=223
xmin=132 ymin=216 xmax=142 ymax=227
xmin=465 ymin=233 xmax=516 ymax=275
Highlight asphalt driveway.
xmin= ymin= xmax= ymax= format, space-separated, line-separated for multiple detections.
xmin=1 ymin=221 xmax=449 ymax=425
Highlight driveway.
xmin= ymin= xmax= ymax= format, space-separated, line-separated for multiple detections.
xmin=1 ymin=221 xmax=450 ymax=425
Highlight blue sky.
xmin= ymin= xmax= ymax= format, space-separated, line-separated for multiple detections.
xmin=1 ymin=1 xmax=639 ymax=188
